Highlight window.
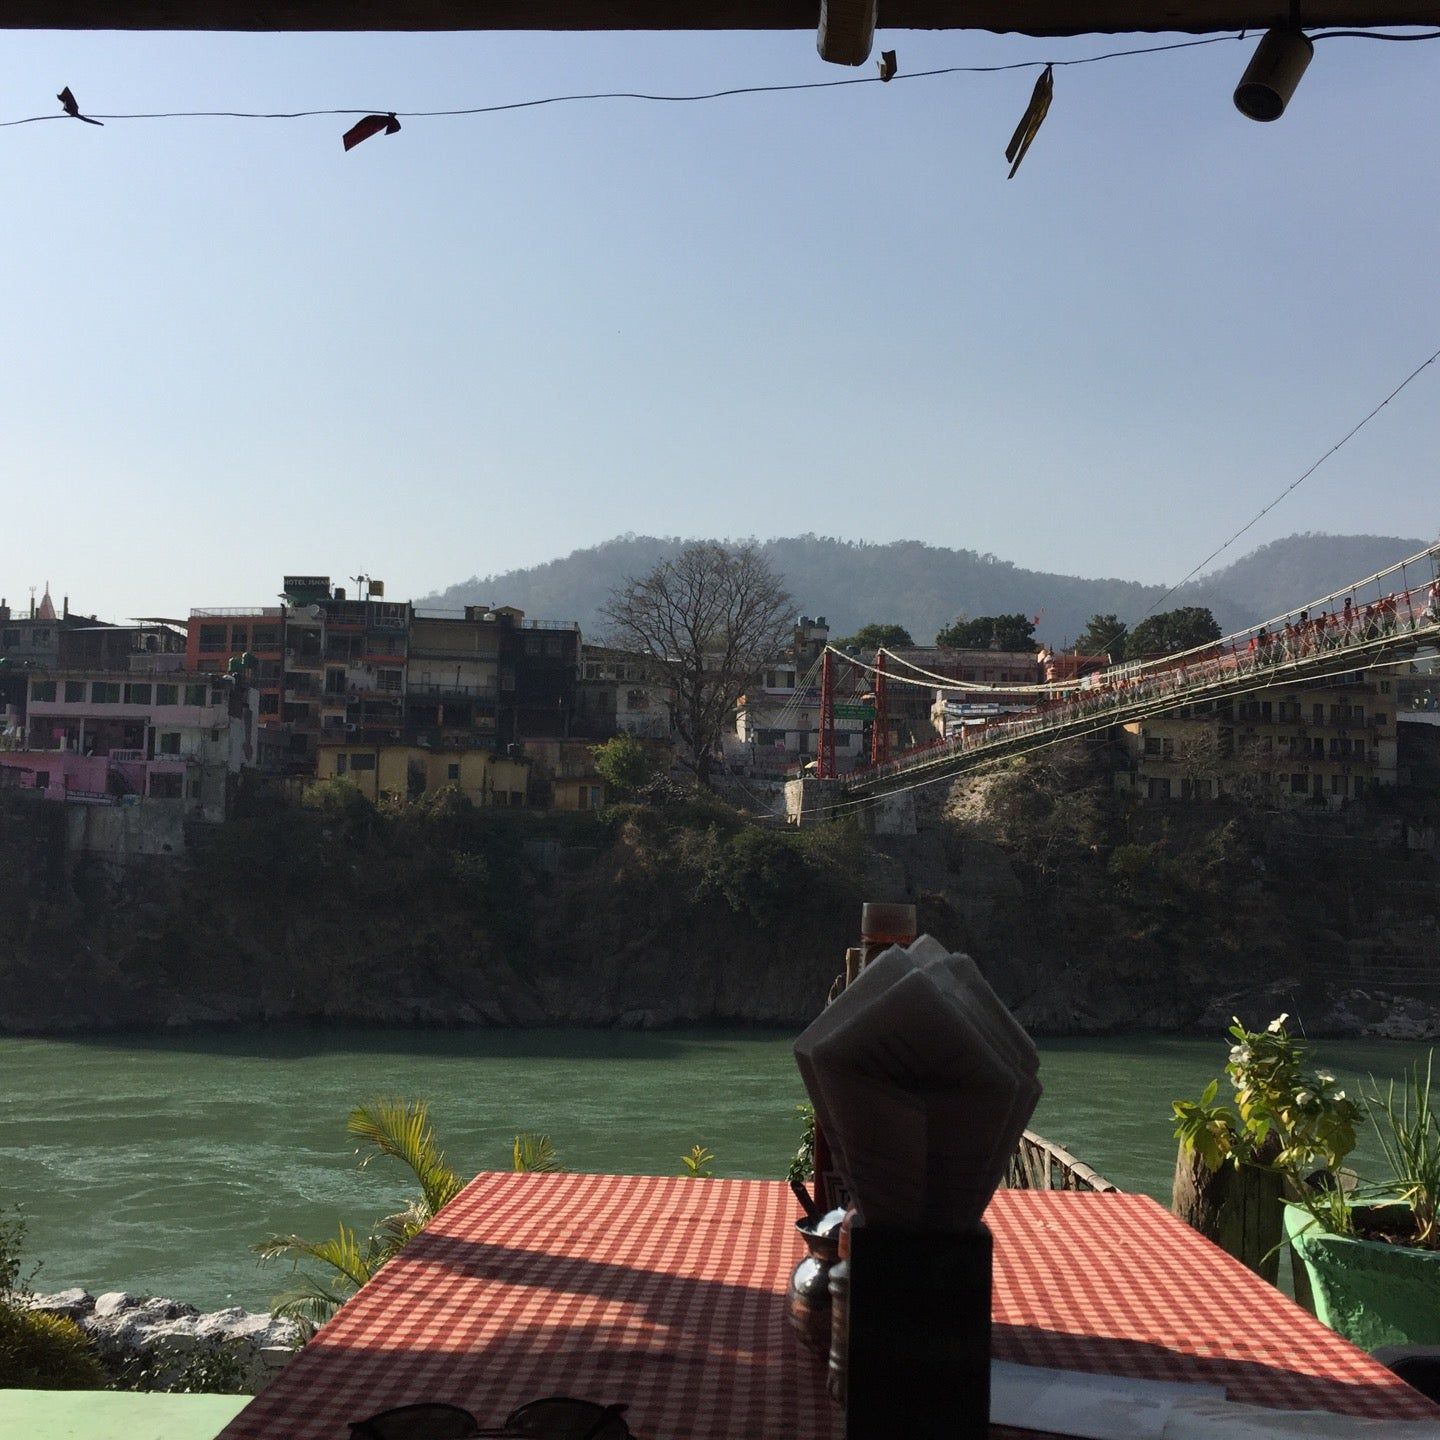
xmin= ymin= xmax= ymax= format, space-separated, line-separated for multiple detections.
xmin=259 ymin=693 xmax=279 ymax=716
xmin=326 ymin=668 xmax=346 ymax=696
xmin=1144 ymin=736 xmax=1162 ymax=756
xmin=124 ymin=683 xmax=152 ymax=706
xmin=377 ymin=668 xmax=402 ymax=693
xmin=1331 ymin=774 xmax=1344 ymax=795
xmin=159 ymin=733 xmax=181 ymax=755
xmin=32 ymin=629 xmax=50 ymax=645
xmin=1312 ymin=704 xmax=1324 ymax=725
xmin=198 ymin=625 xmax=226 ymax=652
xmin=1381 ymin=681 xmax=1392 ymax=694
xmin=184 ymin=684 xmax=207 ymax=706
xmin=0 ymin=629 xmax=16 ymax=647
xmin=149 ymin=773 xmax=184 ymax=799
xmin=1375 ymin=712 xmax=1388 ymax=727
xmin=335 ymin=754 xmax=348 ymax=775
xmin=156 ymin=684 xmax=178 ymax=706
xmin=30 ymin=681 xmax=56 ymax=702
xmin=64 ymin=680 xmax=85 ymax=703
xmin=253 ymin=626 xmax=280 ymax=650
xmin=510 ymin=791 xmax=525 ymax=807
xmin=447 ymin=763 xmax=460 ymax=781
xmin=349 ymin=754 xmax=376 ymax=772
xmin=91 ymin=682 xmax=121 ymax=704
xmin=230 ymin=628 xmax=249 ymax=649
xmin=1291 ymin=774 xmax=1309 ymax=793
xmin=544 ymin=637 xmax=562 ymax=657
xmin=34 ymin=771 xmax=48 ymax=789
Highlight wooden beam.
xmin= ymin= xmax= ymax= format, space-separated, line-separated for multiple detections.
xmin=2 ymin=0 xmax=1439 ymax=33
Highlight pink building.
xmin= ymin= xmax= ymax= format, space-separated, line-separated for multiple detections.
xmin=0 ymin=664 xmax=258 ymax=821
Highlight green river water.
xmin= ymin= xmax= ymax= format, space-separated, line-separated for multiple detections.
xmin=0 ymin=1029 xmax=1432 ymax=1312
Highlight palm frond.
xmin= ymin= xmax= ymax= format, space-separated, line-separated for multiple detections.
xmin=253 ymin=1222 xmax=379 ymax=1290
xmin=266 ymin=1274 xmax=355 ymax=1326
xmin=346 ymin=1100 xmax=463 ymax=1214
xmin=372 ymin=1200 xmax=432 ymax=1260
xmin=512 ymin=1132 xmax=562 ymax=1174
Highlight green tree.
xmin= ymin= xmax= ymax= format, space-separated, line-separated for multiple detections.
xmin=590 ymin=733 xmax=657 ymax=797
xmin=1123 ymin=607 xmax=1222 ymax=661
xmin=935 ymin=613 xmax=1036 ymax=651
xmin=835 ymin=622 xmax=913 ymax=652
xmin=1074 ymin=613 xmax=1125 ymax=659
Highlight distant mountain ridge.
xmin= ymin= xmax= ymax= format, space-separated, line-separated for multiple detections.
xmin=419 ymin=531 xmax=1430 ymax=649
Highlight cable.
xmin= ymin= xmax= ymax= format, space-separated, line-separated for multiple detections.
xmin=1076 ymin=342 xmax=1440 ymax=664
xmin=0 ymin=35 xmax=1251 ymax=131
xmin=1310 ymin=28 xmax=1440 ymax=41
xmin=804 ymin=649 xmax=1422 ymax=819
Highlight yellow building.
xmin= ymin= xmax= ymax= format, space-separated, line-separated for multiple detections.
xmin=317 ymin=743 xmax=531 ymax=808
xmin=521 ymin=736 xmax=607 ymax=811
xmin=1116 ymin=667 xmax=1405 ymax=807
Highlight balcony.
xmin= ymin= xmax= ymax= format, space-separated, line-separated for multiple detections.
xmin=190 ymin=607 xmax=284 ymax=618
xmin=406 ymin=681 xmax=499 ymax=702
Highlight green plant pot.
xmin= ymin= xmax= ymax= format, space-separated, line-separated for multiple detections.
xmin=1284 ymin=1203 xmax=1440 ymax=1350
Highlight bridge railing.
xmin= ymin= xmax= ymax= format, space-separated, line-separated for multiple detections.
xmin=852 ymin=565 xmax=1440 ymax=794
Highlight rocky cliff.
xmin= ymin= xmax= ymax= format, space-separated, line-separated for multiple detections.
xmin=2 ymin=762 xmax=1437 ymax=1038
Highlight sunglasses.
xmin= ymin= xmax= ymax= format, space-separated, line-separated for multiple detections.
xmin=349 ymin=1397 xmax=633 ymax=1440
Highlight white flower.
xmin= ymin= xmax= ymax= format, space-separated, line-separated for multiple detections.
xmin=1317 ymin=1071 xmax=1335 ymax=1084
xmin=1333 ymin=1091 xmax=1347 ymax=1102
xmin=1267 ymin=1014 xmax=1290 ymax=1033
xmin=1296 ymin=1091 xmax=1314 ymax=1107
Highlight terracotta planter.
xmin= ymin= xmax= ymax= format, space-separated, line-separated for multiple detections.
xmin=1285 ymin=1203 xmax=1440 ymax=1350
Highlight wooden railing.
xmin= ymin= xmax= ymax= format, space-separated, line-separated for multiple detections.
xmin=1006 ymin=1130 xmax=1118 ymax=1192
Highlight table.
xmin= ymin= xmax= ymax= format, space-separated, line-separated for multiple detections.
xmin=217 ymin=1173 xmax=1439 ymax=1439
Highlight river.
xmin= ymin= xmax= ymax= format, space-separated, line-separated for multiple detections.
xmin=0 ymin=1029 xmax=1431 ymax=1312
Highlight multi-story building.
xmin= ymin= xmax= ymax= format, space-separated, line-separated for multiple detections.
xmin=403 ymin=607 xmax=503 ymax=750
xmin=494 ymin=610 xmax=581 ymax=745
xmin=734 ymin=617 xmax=871 ymax=775
xmin=186 ymin=606 xmax=286 ymax=768
xmin=1115 ymin=667 xmax=1405 ymax=806
xmin=886 ymin=645 xmax=1043 ymax=747
xmin=187 ymin=576 xmax=408 ymax=776
xmin=316 ymin=741 xmax=531 ymax=808
xmin=575 ymin=644 xmax=672 ymax=741
xmin=0 ymin=659 xmax=258 ymax=821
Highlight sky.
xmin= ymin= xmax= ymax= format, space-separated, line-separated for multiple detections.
xmin=1 ymin=25 xmax=1438 ymax=620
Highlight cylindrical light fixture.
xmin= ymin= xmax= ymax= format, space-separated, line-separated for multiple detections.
xmin=1234 ymin=27 xmax=1314 ymax=121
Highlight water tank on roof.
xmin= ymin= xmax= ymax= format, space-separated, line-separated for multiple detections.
xmin=333 ymin=587 xmax=347 ymax=602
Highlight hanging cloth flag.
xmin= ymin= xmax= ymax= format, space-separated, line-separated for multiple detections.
xmin=57 ymin=87 xmax=103 ymax=126
xmin=342 ymin=112 xmax=401 ymax=152
xmin=1005 ymin=65 xmax=1052 ymax=178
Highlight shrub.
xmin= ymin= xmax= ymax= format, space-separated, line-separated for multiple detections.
xmin=0 ymin=1305 xmax=107 ymax=1390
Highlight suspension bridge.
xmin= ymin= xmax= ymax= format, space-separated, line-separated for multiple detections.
xmin=790 ymin=540 xmax=1440 ymax=814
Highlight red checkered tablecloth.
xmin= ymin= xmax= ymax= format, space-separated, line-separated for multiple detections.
xmin=218 ymin=1173 xmax=1438 ymax=1439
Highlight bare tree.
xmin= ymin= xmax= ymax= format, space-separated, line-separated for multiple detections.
xmin=602 ymin=542 xmax=793 ymax=789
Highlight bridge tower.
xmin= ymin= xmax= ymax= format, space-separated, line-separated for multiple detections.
xmin=870 ymin=650 xmax=890 ymax=766
xmin=817 ymin=649 xmax=837 ymax=779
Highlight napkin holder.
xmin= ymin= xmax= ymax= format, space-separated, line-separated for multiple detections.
xmin=844 ymin=1217 xmax=992 ymax=1440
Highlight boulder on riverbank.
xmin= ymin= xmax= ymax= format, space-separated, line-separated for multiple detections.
xmin=24 ymin=1289 xmax=303 ymax=1394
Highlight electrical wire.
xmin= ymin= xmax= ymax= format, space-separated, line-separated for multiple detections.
xmin=1076 ymin=341 xmax=1440 ymax=663
xmin=0 ymin=34 xmax=1252 ymax=130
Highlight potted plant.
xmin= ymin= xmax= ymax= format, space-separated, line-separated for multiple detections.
xmin=1285 ymin=1052 xmax=1440 ymax=1350
xmin=1171 ymin=1015 xmax=1359 ymax=1282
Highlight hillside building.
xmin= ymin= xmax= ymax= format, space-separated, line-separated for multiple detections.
xmin=0 ymin=661 xmax=259 ymax=821
xmin=1115 ymin=667 xmax=1405 ymax=806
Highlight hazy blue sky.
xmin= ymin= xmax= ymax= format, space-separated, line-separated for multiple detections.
xmin=1 ymin=26 xmax=1437 ymax=619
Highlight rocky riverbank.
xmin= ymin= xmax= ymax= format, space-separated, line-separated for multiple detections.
xmin=24 ymin=1288 xmax=303 ymax=1394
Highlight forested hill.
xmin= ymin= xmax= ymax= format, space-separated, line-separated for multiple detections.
xmin=419 ymin=531 xmax=1428 ymax=648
